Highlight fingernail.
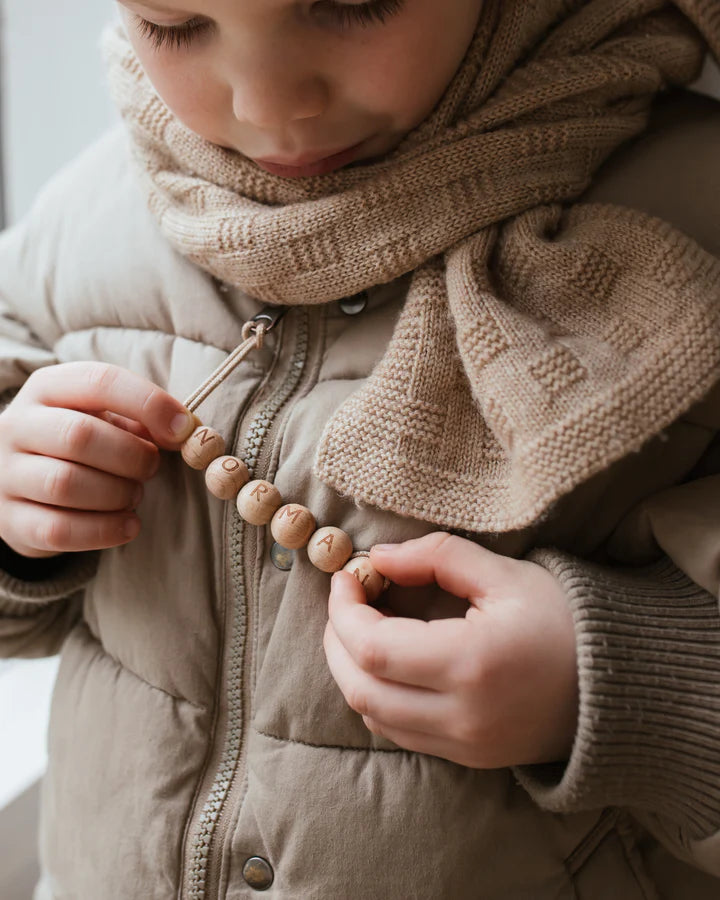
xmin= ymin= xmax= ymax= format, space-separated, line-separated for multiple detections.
xmin=373 ymin=544 xmax=398 ymax=552
xmin=331 ymin=571 xmax=347 ymax=593
xmin=170 ymin=410 xmax=195 ymax=439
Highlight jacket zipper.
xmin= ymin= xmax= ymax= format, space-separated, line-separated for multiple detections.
xmin=182 ymin=305 xmax=313 ymax=900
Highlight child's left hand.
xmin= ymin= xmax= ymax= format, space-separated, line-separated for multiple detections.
xmin=324 ymin=532 xmax=579 ymax=768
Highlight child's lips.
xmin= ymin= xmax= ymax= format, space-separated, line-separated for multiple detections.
xmin=251 ymin=141 xmax=366 ymax=177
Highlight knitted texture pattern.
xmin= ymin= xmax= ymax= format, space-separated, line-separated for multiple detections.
xmin=516 ymin=552 xmax=720 ymax=839
xmin=105 ymin=0 xmax=720 ymax=532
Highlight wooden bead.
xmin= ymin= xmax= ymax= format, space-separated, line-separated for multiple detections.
xmin=342 ymin=555 xmax=386 ymax=604
xmin=307 ymin=527 xmax=353 ymax=573
xmin=205 ymin=456 xmax=250 ymax=500
xmin=270 ymin=504 xmax=316 ymax=550
xmin=181 ymin=425 xmax=226 ymax=470
xmin=237 ymin=480 xmax=283 ymax=525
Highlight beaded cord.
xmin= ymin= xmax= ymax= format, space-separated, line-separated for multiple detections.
xmin=179 ymin=310 xmax=388 ymax=603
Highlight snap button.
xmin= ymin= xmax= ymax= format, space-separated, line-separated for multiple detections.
xmin=339 ymin=291 xmax=369 ymax=316
xmin=270 ymin=542 xmax=294 ymax=571
xmin=243 ymin=856 xmax=274 ymax=891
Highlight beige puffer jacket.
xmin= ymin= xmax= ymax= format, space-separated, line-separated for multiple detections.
xmin=1 ymin=91 xmax=720 ymax=900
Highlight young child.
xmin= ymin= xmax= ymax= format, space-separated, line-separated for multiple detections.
xmin=1 ymin=0 xmax=719 ymax=897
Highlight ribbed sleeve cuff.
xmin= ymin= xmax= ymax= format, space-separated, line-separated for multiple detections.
xmin=0 ymin=542 xmax=99 ymax=614
xmin=513 ymin=550 xmax=720 ymax=840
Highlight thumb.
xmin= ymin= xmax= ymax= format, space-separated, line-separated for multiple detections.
xmin=370 ymin=532 xmax=508 ymax=600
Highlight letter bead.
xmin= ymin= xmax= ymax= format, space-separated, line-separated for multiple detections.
xmin=341 ymin=555 xmax=386 ymax=604
xmin=237 ymin=480 xmax=283 ymax=525
xmin=205 ymin=456 xmax=250 ymax=500
xmin=181 ymin=425 xmax=226 ymax=470
xmin=270 ymin=504 xmax=316 ymax=550
xmin=307 ymin=526 xmax=353 ymax=573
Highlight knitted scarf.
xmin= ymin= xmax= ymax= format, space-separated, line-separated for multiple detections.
xmin=105 ymin=0 xmax=720 ymax=533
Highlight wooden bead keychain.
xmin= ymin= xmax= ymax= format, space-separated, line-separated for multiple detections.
xmin=178 ymin=307 xmax=388 ymax=604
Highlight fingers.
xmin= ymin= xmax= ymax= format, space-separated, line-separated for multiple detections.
xmin=328 ymin=536 xmax=579 ymax=770
xmin=2 ymin=453 xmax=143 ymax=512
xmin=11 ymin=406 xmax=160 ymax=481
xmin=0 ymin=362 xmax=188 ymax=558
xmin=323 ymin=616 xmax=447 ymax=732
xmin=98 ymin=411 xmax=154 ymax=442
xmin=370 ymin=533 xmax=510 ymax=600
xmin=329 ymin=571 xmax=465 ymax=689
xmin=0 ymin=498 xmax=140 ymax=557
xmin=361 ymin=717 xmax=473 ymax=767
xmin=23 ymin=362 xmax=195 ymax=448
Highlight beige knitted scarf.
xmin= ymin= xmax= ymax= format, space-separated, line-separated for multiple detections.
xmin=105 ymin=0 xmax=720 ymax=533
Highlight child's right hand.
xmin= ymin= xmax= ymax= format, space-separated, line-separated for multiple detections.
xmin=0 ymin=362 xmax=196 ymax=559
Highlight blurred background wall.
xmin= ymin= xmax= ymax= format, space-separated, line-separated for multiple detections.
xmin=2 ymin=1 xmax=117 ymax=224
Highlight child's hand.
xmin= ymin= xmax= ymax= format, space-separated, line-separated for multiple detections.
xmin=324 ymin=533 xmax=579 ymax=768
xmin=0 ymin=362 xmax=195 ymax=558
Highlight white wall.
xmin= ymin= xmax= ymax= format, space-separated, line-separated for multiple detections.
xmin=0 ymin=658 xmax=59 ymax=809
xmin=2 ymin=1 xmax=117 ymax=223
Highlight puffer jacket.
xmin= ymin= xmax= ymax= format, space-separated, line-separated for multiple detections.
xmin=1 ymin=90 xmax=720 ymax=900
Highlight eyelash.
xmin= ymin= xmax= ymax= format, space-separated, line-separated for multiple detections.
xmin=313 ymin=0 xmax=405 ymax=29
xmin=136 ymin=1 xmax=405 ymax=51
xmin=135 ymin=17 xmax=211 ymax=51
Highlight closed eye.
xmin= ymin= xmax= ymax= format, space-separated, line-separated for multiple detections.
xmin=134 ymin=1 xmax=406 ymax=51
xmin=312 ymin=0 xmax=406 ymax=29
xmin=134 ymin=15 xmax=213 ymax=51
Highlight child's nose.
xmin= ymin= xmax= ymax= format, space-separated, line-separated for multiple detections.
xmin=230 ymin=66 xmax=329 ymax=129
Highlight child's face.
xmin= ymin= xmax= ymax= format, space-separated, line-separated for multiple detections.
xmin=116 ymin=0 xmax=484 ymax=177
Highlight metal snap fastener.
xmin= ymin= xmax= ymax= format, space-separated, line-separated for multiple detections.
xmin=243 ymin=856 xmax=274 ymax=891
xmin=339 ymin=291 xmax=369 ymax=316
xmin=270 ymin=542 xmax=294 ymax=571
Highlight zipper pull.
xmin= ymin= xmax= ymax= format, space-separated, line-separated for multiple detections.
xmin=249 ymin=305 xmax=289 ymax=334
xmin=184 ymin=306 xmax=289 ymax=413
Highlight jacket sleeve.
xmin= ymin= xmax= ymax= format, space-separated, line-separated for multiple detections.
xmin=0 ymin=160 xmax=104 ymax=659
xmin=513 ymin=470 xmax=720 ymax=876
xmin=0 ymin=543 xmax=98 ymax=658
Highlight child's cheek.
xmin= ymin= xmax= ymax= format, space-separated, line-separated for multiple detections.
xmin=138 ymin=55 xmax=230 ymax=147
xmin=346 ymin=0 xmax=483 ymax=139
